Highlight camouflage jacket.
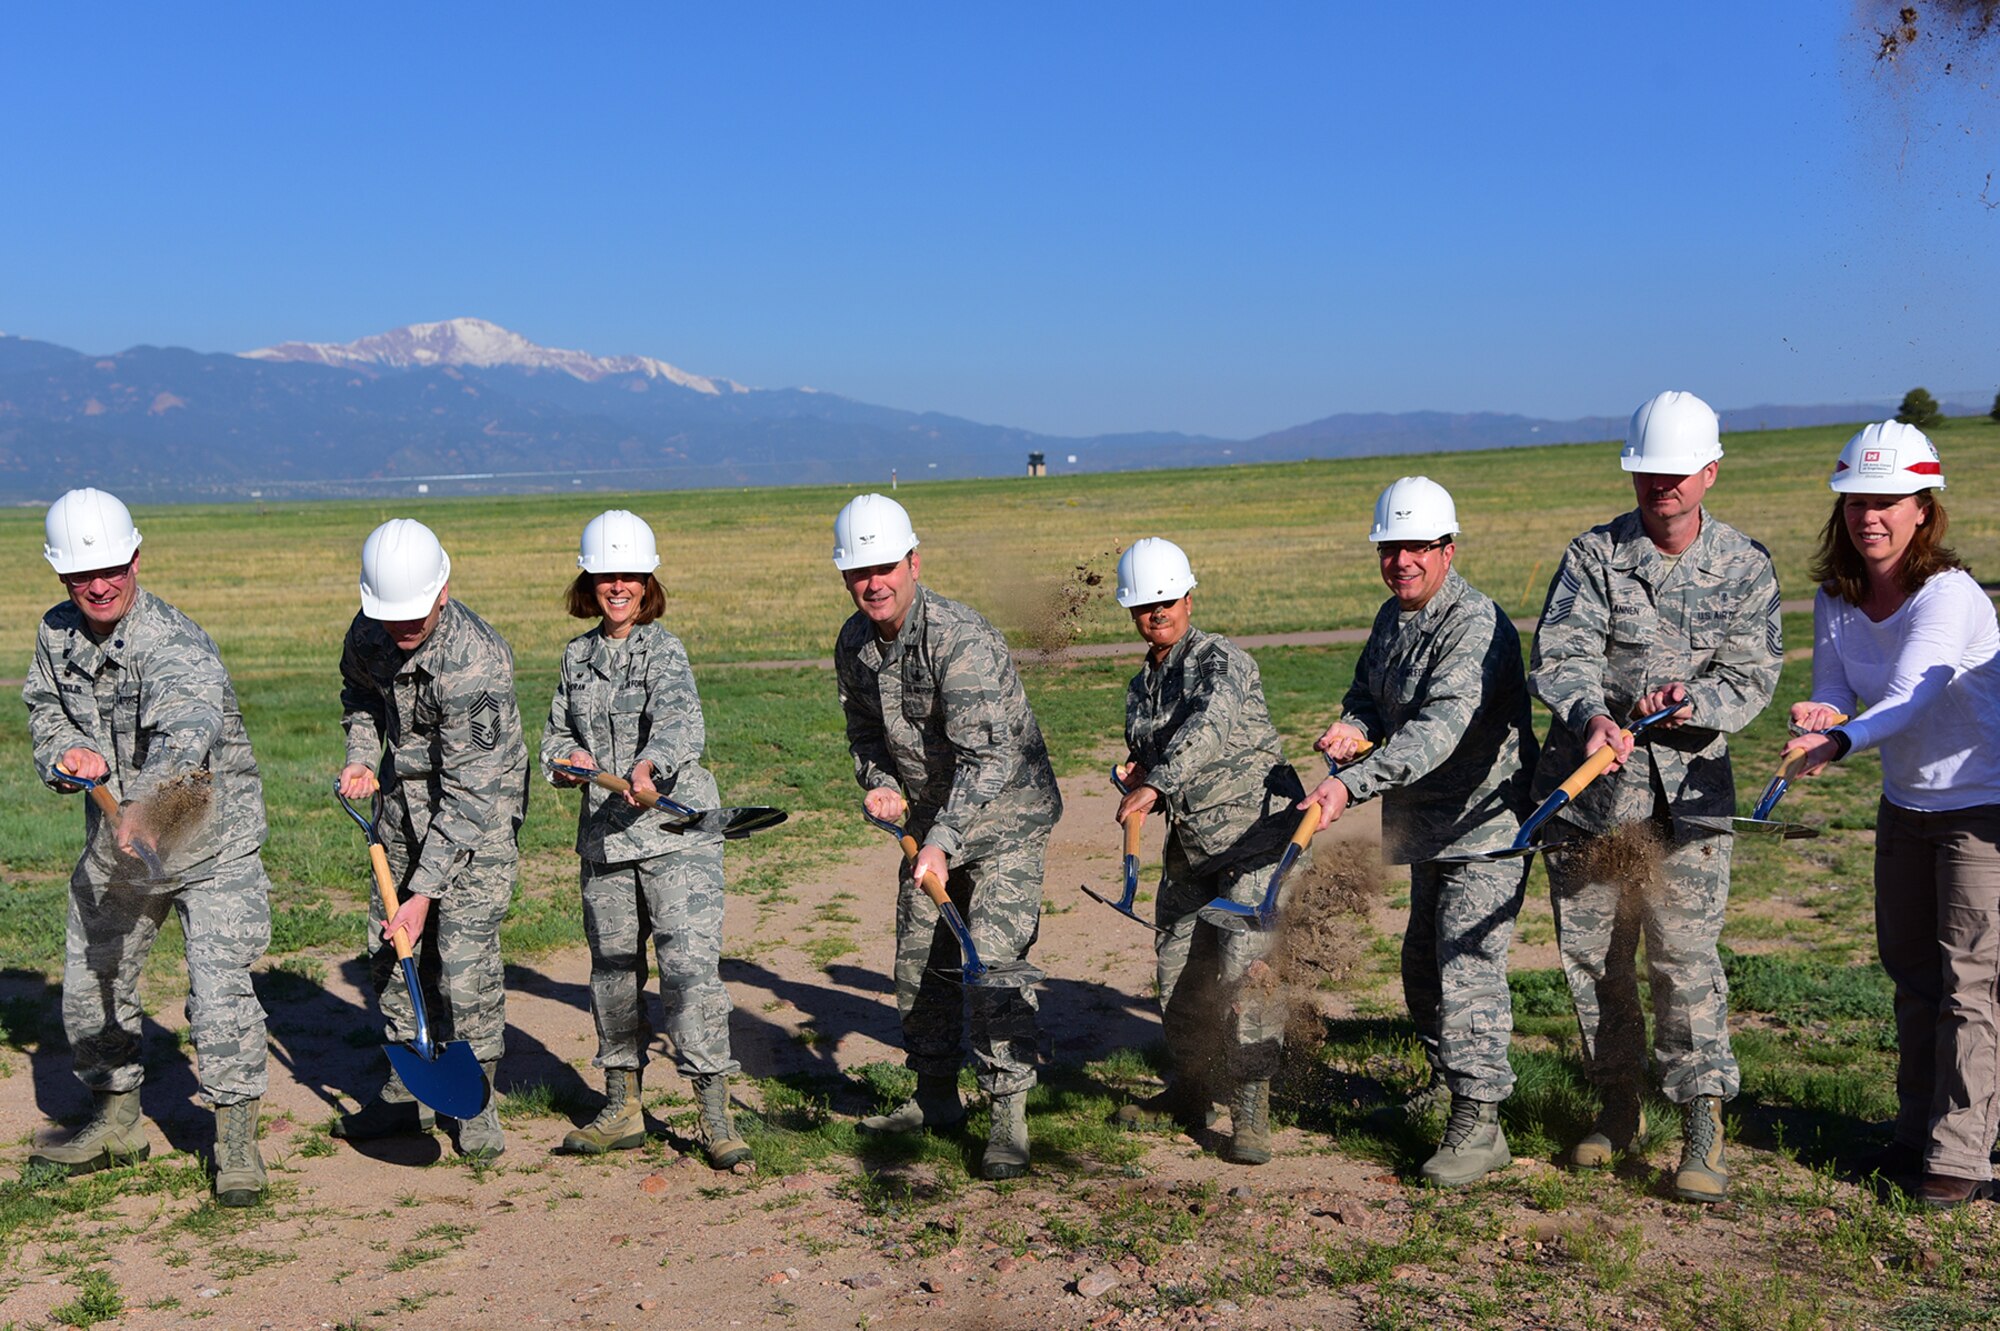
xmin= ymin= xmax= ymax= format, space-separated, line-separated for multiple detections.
xmin=539 ymin=621 xmax=722 ymax=863
xmin=340 ymin=598 xmax=530 ymax=897
xmin=1529 ymin=507 xmax=1782 ymax=833
xmin=24 ymin=587 xmax=267 ymax=877
xmin=835 ymin=584 xmax=1062 ymax=863
xmin=1335 ymin=571 xmax=1537 ymax=863
xmin=1125 ymin=626 xmax=1304 ymax=874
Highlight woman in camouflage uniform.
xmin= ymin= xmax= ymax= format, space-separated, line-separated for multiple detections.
xmin=541 ymin=510 xmax=749 ymax=1169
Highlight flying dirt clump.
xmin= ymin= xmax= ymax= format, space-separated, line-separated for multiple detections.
xmin=139 ymin=769 xmax=215 ymax=853
xmin=1242 ymin=846 xmax=1385 ymax=1057
xmin=1017 ymin=548 xmax=1120 ymax=657
xmin=1870 ymin=1 xmax=2000 ymax=63
xmin=1564 ymin=818 xmax=1668 ymax=905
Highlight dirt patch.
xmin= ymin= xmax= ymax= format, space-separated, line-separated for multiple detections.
xmin=1256 ymin=847 xmax=1386 ymax=1055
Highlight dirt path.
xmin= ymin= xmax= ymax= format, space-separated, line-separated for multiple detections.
xmin=2 ymin=777 xmax=1405 ymax=1331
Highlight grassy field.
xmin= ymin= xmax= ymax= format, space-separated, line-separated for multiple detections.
xmin=3 ymin=417 xmax=1997 ymax=1327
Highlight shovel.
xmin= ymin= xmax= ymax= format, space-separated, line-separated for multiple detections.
xmin=1081 ymin=803 xmax=1165 ymax=933
xmin=551 ymin=763 xmax=788 ymax=840
xmin=862 ymin=808 xmax=1043 ymax=989
xmin=50 ymin=766 xmax=168 ymax=882
xmin=1433 ymin=701 xmax=1690 ymax=865
xmin=335 ymin=785 xmax=491 ymax=1121
xmin=1195 ymin=746 xmax=1373 ymax=935
xmin=1678 ymin=712 xmax=1848 ymax=842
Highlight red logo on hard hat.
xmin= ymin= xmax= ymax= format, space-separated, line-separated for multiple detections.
xmin=1863 ymin=450 xmax=1882 ymax=463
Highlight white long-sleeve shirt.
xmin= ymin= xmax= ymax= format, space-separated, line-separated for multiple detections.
xmin=1811 ymin=569 xmax=2000 ymax=811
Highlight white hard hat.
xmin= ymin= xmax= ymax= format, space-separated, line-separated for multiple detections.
xmin=359 ymin=518 xmax=451 ymax=620
xmin=832 ymin=494 xmax=919 ymax=571
xmin=1621 ymin=390 xmax=1724 ymax=474
xmin=44 ymin=487 xmax=142 ymax=575
xmin=1116 ymin=538 xmax=1198 ymax=608
xmin=1830 ymin=421 xmax=1946 ymax=494
xmin=1369 ymin=476 xmax=1458 ymax=544
xmin=578 ymin=509 xmax=661 ymax=575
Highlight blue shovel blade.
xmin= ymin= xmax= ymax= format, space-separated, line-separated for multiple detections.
xmin=384 ymin=1039 xmax=490 ymax=1121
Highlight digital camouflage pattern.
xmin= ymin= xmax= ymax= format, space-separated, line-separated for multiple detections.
xmin=1330 ymin=570 xmax=1535 ymax=1099
xmin=1333 ymin=570 xmax=1537 ymax=863
xmin=1126 ymin=626 xmax=1305 ymax=1083
xmin=342 ymin=597 xmax=528 ymax=1065
xmin=539 ymin=621 xmax=723 ymax=862
xmin=542 ymin=620 xmax=736 ymax=1080
xmin=24 ymin=586 xmax=272 ymax=1105
xmin=836 ymin=584 xmax=1060 ymax=1095
xmin=1530 ymin=507 xmax=1780 ymax=1105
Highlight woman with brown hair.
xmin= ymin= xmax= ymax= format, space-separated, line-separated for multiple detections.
xmin=1784 ymin=423 xmax=2000 ymax=1208
xmin=540 ymin=509 xmax=750 ymax=1169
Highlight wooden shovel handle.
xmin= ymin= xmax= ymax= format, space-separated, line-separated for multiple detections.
xmin=1122 ymin=810 xmax=1145 ymax=857
xmin=1290 ymin=804 xmax=1322 ymax=847
xmin=1777 ymin=711 xmax=1851 ymax=779
xmin=584 ymin=767 xmax=662 ymax=811
xmin=915 ymin=866 xmax=953 ymax=909
xmin=367 ymin=843 xmax=416 ymax=962
xmin=1558 ymin=739 xmax=1626 ymax=800
xmin=86 ymin=784 xmax=123 ymax=824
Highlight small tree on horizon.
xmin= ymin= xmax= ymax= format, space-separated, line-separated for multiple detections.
xmin=1897 ymin=387 xmax=1945 ymax=430
xmin=1989 ymin=390 xmax=1999 ymax=423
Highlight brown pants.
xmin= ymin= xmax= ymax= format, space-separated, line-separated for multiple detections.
xmin=1875 ymin=797 xmax=2000 ymax=1180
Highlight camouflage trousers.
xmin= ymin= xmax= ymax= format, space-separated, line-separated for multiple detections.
xmin=896 ymin=826 xmax=1048 ymax=1097
xmin=1153 ymin=830 xmax=1303 ymax=1086
xmin=64 ymin=848 xmax=272 ymax=1106
xmin=580 ymin=846 xmax=738 ymax=1080
xmin=368 ymin=836 xmax=516 ymax=1064
xmin=1545 ymin=816 xmax=1740 ymax=1104
xmin=1404 ymin=856 xmax=1528 ymax=1101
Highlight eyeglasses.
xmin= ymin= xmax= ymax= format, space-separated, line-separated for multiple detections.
xmin=59 ymin=561 xmax=135 ymax=588
xmin=1375 ymin=539 xmax=1451 ymax=557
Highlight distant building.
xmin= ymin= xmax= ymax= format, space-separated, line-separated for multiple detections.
xmin=1026 ymin=451 xmax=1046 ymax=477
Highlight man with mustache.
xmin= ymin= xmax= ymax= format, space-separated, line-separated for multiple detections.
xmin=832 ymin=494 xmax=1062 ymax=1180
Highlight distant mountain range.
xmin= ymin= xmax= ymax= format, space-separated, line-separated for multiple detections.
xmin=0 ymin=318 xmax=1983 ymax=501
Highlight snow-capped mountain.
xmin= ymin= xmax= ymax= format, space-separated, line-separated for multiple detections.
xmin=243 ymin=317 xmax=748 ymax=395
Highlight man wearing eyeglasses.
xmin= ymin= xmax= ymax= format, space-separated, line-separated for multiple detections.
xmin=1298 ymin=476 xmax=1536 ymax=1187
xmin=22 ymin=488 xmax=275 ymax=1208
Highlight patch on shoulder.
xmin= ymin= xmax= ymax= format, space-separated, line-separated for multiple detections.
xmin=1543 ymin=561 xmax=1582 ymax=626
xmin=468 ymin=692 xmax=501 ymax=750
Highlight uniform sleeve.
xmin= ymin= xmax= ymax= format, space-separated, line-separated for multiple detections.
xmin=1529 ymin=543 xmax=1614 ymax=734
xmin=924 ymin=625 xmax=1031 ymax=860
xmin=122 ymin=635 xmax=230 ymax=805
xmin=1141 ymin=646 xmax=1253 ymax=805
xmin=406 ymin=648 xmax=522 ymax=899
xmin=538 ymin=654 xmax=582 ymax=784
xmin=635 ymin=634 xmax=707 ymax=780
xmin=1680 ymin=550 xmax=1782 ymax=735
xmin=23 ymin=631 xmax=95 ymax=786
xmin=835 ymin=644 xmax=899 ymax=794
xmin=1838 ymin=577 xmax=1987 ymax=754
xmin=1336 ymin=605 xmax=1492 ymax=806
xmin=1807 ymin=590 xmax=1858 ymax=721
xmin=339 ymin=619 xmax=386 ymax=770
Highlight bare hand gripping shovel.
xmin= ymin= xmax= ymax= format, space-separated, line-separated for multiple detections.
xmin=863 ymin=808 xmax=1042 ymax=989
xmin=552 ymin=763 xmax=788 ymax=840
xmin=1678 ymin=711 xmax=1847 ymax=842
xmin=1196 ymin=746 xmax=1373 ymax=935
xmin=1433 ymin=701 xmax=1690 ymax=866
xmin=51 ymin=766 xmax=168 ymax=883
xmin=336 ymin=785 xmax=490 ymax=1121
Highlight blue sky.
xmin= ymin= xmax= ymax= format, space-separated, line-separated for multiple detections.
xmin=3 ymin=4 xmax=1996 ymax=437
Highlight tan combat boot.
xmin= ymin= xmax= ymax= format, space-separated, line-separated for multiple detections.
xmin=1569 ymin=1087 xmax=1645 ymax=1169
xmin=564 ymin=1067 xmax=645 ymax=1154
xmin=693 ymin=1074 xmax=752 ymax=1170
xmin=213 ymin=1099 xmax=267 ymax=1207
xmin=1223 ymin=1080 xmax=1272 ymax=1166
xmin=454 ymin=1061 xmax=505 ymax=1161
xmin=858 ymin=1073 xmax=964 ymax=1135
xmin=30 ymin=1089 xmax=149 ymax=1176
xmin=1419 ymin=1095 xmax=1511 ymax=1187
xmin=1671 ymin=1096 xmax=1728 ymax=1203
xmin=981 ymin=1091 xmax=1030 ymax=1180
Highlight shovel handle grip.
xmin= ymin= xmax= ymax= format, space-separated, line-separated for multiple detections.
xmin=1559 ymin=737 xmax=1626 ymax=800
xmin=1290 ymin=804 xmax=1322 ymax=848
xmin=86 ymin=784 xmax=123 ymax=823
xmin=580 ymin=767 xmax=662 ymax=811
xmin=1122 ymin=810 xmax=1145 ymax=857
xmin=915 ymin=865 xmax=952 ymax=909
xmin=1776 ymin=711 xmax=1851 ymax=779
xmin=367 ymin=843 xmax=417 ymax=962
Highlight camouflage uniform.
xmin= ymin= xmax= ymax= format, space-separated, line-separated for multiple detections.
xmin=1126 ymin=626 xmax=1306 ymax=1084
xmin=540 ymin=622 xmax=736 ymax=1079
xmin=1529 ymin=508 xmax=1781 ymax=1104
xmin=835 ymin=585 xmax=1062 ymax=1096
xmin=341 ymin=599 xmax=529 ymax=1065
xmin=23 ymin=588 xmax=272 ymax=1106
xmin=1334 ymin=570 xmax=1537 ymax=1101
